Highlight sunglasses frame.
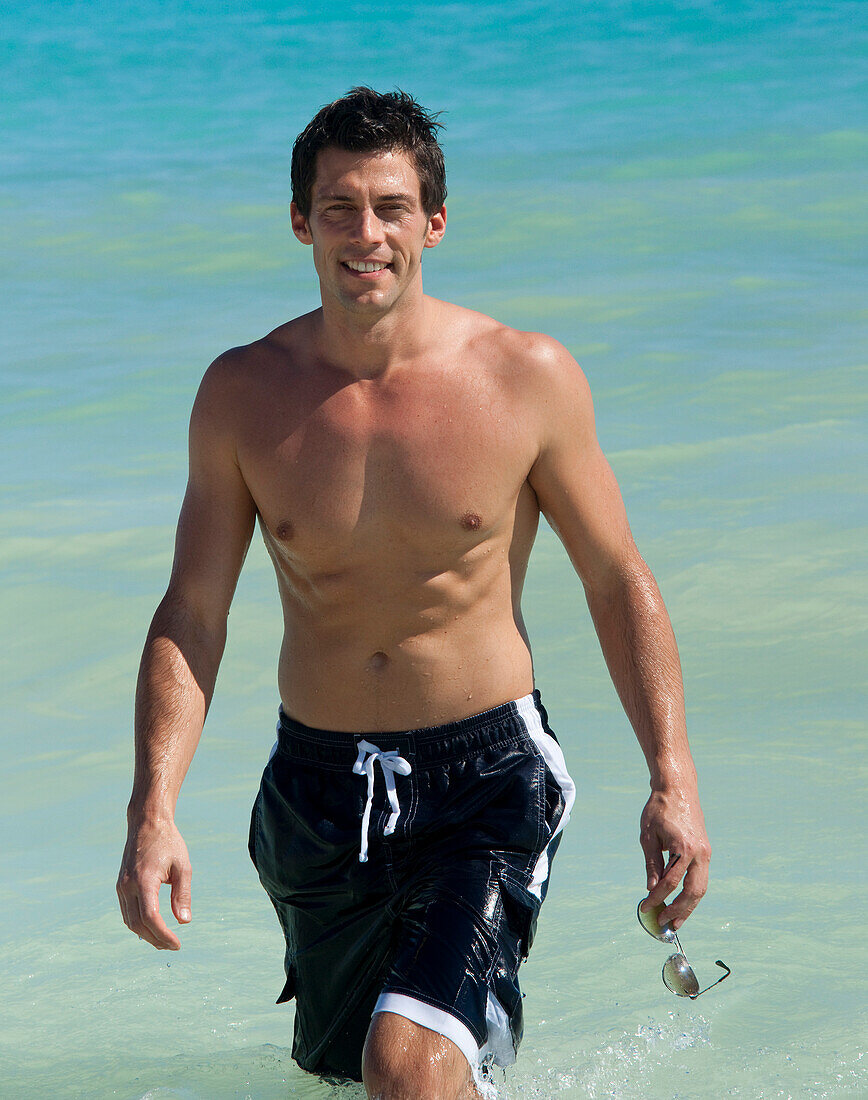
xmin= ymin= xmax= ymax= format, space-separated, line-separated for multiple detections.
xmin=637 ymin=901 xmax=731 ymax=999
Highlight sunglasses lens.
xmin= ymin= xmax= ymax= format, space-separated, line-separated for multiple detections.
xmin=662 ymin=954 xmax=700 ymax=998
xmin=637 ymin=901 xmax=677 ymax=943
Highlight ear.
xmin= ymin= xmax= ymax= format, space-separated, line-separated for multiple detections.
xmin=290 ymin=201 xmax=313 ymax=245
xmin=423 ymin=205 xmax=447 ymax=249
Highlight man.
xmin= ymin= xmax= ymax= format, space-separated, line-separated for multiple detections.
xmin=117 ymin=88 xmax=711 ymax=1099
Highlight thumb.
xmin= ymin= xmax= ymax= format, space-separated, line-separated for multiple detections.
xmin=170 ymin=861 xmax=192 ymax=924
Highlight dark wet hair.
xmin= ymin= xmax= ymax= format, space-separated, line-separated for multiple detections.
xmin=291 ymin=87 xmax=447 ymax=217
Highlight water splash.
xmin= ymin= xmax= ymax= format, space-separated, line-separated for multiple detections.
xmin=578 ymin=1016 xmax=711 ymax=1098
xmin=484 ymin=1015 xmax=713 ymax=1098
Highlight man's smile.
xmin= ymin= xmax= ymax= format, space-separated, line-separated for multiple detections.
xmin=342 ymin=260 xmax=392 ymax=274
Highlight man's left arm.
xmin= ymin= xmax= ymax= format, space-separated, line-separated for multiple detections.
xmin=525 ymin=336 xmax=710 ymax=930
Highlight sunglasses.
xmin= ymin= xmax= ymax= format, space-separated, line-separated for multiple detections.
xmin=637 ymin=901 xmax=731 ymax=998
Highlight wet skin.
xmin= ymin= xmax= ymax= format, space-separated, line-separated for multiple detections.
xmin=118 ymin=145 xmax=711 ymax=1093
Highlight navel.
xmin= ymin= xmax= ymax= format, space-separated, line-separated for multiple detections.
xmin=459 ymin=512 xmax=483 ymax=532
xmin=367 ymin=651 xmax=390 ymax=672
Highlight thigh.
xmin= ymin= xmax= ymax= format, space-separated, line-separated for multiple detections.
xmin=363 ymin=1012 xmax=479 ymax=1100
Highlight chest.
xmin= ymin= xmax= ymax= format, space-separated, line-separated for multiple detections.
xmin=238 ymin=369 xmax=537 ymax=557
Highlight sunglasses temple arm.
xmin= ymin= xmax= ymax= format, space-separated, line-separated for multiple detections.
xmin=695 ymin=959 xmax=732 ymax=997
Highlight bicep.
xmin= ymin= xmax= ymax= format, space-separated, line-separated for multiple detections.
xmin=528 ymin=358 xmax=637 ymax=591
xmin=166 ymin=370 xmax=256 ymax=627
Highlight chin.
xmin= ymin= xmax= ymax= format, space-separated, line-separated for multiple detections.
xmin=343 ymin=290 xmax=396 ymax=313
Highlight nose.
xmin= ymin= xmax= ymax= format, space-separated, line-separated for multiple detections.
xmin=351 ymin=207 xmax=385 ymax=245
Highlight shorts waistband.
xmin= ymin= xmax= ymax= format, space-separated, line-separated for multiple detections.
xmin=275 ymin=690 xmax=549 ymax=770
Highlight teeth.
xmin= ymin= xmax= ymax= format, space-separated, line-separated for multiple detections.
xmin=345 ymin=261 xmax=389 ymax=272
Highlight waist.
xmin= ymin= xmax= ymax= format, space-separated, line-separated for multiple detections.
xmin=275 ymin=690 xmax=552 ymax=770
xmin=277 ymin=621 xmax=534 ymax=732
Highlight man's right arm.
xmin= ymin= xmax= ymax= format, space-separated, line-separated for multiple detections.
xmin=117 ymin=353 xmax=256 ymax=949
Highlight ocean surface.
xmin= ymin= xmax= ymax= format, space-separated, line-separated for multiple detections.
xmin=2 ymin=1 xmax=866 ymax=1096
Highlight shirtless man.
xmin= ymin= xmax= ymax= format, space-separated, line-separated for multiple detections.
xmin=117 ymin=88 xmax=711 ymax=1100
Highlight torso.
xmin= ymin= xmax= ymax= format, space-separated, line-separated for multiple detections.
xmin=231 ymin=302 xmax=546 ymax=731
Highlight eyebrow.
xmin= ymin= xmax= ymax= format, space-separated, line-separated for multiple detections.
xmin=316 ymin=192 xmax=415 ymax=203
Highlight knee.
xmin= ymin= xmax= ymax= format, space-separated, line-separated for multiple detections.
xmin=362 ymin=1012 xmax=472 ymax=1100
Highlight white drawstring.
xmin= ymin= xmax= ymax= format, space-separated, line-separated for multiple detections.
xmin=352 ymin=739 xmax=412 ymax=863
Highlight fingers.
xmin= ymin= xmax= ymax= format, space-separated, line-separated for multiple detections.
xmin=659 ymin=850 xmax=710 ymax=930
xmin=640 ymin=828 xmax=665 ymax=893
xmin=117 ymin=873 xmax=182 ymax=950
xmin=138 ymin=879 xmax=182 ymax=949
xmin=117 ymin=881 xmax=132 ymax=932
xmin=641 ymin=843 xmax=710 ymax=930
xmin=643 ymin=849 xmax=686 ymax=911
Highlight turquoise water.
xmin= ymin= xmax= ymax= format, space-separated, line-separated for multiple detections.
xmin=2 ymin=1 xmax=866 ymax=1095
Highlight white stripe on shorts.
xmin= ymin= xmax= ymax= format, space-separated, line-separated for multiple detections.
xmin=514 ymin=693 xmax=576 ymax=899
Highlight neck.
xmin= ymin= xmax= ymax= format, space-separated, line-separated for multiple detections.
xmin=316 ymin=284 xmax=435 ymax=379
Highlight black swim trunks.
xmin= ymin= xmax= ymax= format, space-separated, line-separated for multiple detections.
xmin=248 ymin=690 xmax=575 ymax=1085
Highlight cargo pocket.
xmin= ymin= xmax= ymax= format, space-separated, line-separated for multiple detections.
xmin=499 ymin=875 xmax=542 ymax=961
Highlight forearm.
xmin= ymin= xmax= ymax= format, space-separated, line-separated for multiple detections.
xmin=585 ymin=552 xmax=711 ymax=921
xmin=584 ymin=552 xmax=696 ymax=792
xmin=129 ymin=593 xmax=226 ymax=823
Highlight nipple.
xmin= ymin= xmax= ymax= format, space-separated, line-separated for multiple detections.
xmin=460 ymin=512 xmax=482 ymax=531
xmin=274 ymin=519 xmax=294 ymax=541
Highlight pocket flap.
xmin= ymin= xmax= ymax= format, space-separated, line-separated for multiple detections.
xmin=275 ymin=967 xmax=297 ymax=1005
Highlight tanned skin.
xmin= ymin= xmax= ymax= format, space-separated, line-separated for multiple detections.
xmin=118 ymin=147 xmax=711 ymax=1099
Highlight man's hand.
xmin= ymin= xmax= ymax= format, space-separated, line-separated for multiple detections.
xmin=117 ymin=818 xmax=192 ymax=950
xmin=639 ymin=787 xmax=711 ymax=931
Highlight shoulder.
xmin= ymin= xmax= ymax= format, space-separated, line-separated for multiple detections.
xmin=441 ymin=301 xmax=587 ymax=383
xmin=192 ymin=313 xmax=314 ymax=426
xmin=198 ymin=314 xmax=311 ymax=393
xmin=492 ymin=327 xmax=588 ymax=393
xmin=190 ymin=345 xmax=253 ymax=440
xmin=443 ymin=304 xmax=593 ymax=419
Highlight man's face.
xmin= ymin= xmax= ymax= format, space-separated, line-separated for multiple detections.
xmin=290 ymin=146 xmax=446 ymax=317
